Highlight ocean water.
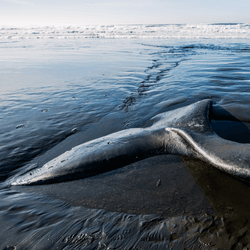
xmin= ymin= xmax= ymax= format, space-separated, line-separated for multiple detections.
xmin=1 ymin=24 xmax=250 ymax=249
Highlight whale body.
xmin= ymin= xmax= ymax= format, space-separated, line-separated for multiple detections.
xmin=9 ymin=99 xmax=250 ymax=185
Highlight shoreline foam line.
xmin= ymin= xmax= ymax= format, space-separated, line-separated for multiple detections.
xmin=1 ymin=23 xmax=250 ymax=39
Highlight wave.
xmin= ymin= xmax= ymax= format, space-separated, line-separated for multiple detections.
xmin=1 ymin=23 xmax=250 ymax=39
xmin=8 ymin=99 xmax=250 ymax=186
xmin=141 ymin=42 xmax=250 ymax=52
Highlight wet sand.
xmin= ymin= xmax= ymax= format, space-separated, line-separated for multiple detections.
xmin=13 ymin=155 xmax=215 ymax=217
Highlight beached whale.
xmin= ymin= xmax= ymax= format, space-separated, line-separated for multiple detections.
xmin=9 ymin=99 xmax=250 ymax=186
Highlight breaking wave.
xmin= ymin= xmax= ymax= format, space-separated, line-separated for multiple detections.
xmin=1 ymin=23 xmax=250 ymax=39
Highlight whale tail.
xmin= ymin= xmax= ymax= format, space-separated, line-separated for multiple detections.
xmin=9 ymin=99 xmax=250 ymax=186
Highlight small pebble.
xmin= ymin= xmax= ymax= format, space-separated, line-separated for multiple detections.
xmin=71 ymin=127 xmax=77 ymax=132
xmin=156 ymin=179 xmax=161 ymax=187
xmin=4 ymin=246 xmax=16 ymax=250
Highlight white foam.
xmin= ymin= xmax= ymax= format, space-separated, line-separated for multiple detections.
xmin=1 ymin=23 xmax=250 ymax=39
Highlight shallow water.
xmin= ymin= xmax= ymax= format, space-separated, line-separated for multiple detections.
xmin=1 ymin=37 xmax=250 ymax=249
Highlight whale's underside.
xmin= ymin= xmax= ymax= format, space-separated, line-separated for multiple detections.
xmin=9 ymin=99 xmax=250 ymax=186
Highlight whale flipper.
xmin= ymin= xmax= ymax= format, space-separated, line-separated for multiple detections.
xmin=9 ymin=99 xmax=250 ymax=186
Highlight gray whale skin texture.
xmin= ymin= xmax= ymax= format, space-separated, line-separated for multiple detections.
xmin=10 ymin=99 xmax=250 ymax=186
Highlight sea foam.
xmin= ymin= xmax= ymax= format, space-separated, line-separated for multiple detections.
xmin=1 ymin=23 xmax=250 ymax=39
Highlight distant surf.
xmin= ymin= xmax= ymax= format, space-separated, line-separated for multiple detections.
xmin=1 ymin=23 xmax=250 ymax=39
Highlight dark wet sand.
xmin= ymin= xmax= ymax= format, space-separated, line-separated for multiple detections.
xmin=13 ymin=155 xmax=215 ymax=217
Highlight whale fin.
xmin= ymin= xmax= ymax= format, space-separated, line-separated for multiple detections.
xmin=153 ymin=99 xmax=250 ymax=181
xmin=152 ymin=99 xmax=213 ymax=135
